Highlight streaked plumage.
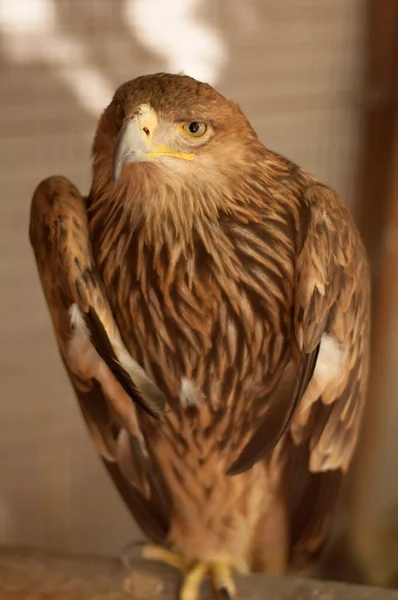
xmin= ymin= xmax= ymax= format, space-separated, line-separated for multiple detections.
xmin=30 ymin=73 xmax=370 ymax=598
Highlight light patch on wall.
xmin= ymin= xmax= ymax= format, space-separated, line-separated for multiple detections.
xmin=0 ymin=0 xmax=54 ymax=30
xmin=0 ymin=0 xmax=114 ymax=116
xmin=124 ymin=0 xmax=227 ymax=86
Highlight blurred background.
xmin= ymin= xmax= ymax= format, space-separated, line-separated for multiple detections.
xmin=1 ymin=0 xmax=398 ymax=590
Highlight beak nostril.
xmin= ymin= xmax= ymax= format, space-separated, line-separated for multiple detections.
xmin=143 ymin=127 xmax=150 ymax=136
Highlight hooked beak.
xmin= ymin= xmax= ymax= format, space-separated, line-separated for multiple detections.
xmin=112 ymin=104 xmax=194 ymax=182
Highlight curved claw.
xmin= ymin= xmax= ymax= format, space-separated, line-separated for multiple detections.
xmin=217 ymin=588 xmax=234 ymax=600
xmin=210 ymin=561 xmax=236 ymax=600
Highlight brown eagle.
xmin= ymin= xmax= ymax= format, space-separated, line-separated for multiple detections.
xmin=29 ymin=73 xmax=370 ymax=599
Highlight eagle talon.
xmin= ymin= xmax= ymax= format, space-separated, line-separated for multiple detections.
xmin=141 ymin=543 xmax=189 ymax=573
xmin=210 ymin=561 xmax=236 ymax=600
xmin=126 ymin=544 xmax=238 ymax=600
xmin=179 ymin=562 xmax=208 ymax=600
xmin=217 ymin=585 xmax=233 ymax=600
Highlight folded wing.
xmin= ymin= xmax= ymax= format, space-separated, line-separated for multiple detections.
xmin=29 ymin=175 xmax=170 ymax=543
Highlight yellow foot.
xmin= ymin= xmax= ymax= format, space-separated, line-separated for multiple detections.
xmin=122 ymin=543 xmax=241 ymax=600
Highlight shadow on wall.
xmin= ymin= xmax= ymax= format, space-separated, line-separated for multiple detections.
xmin=0 ymin=0 xmax=229 ymax=116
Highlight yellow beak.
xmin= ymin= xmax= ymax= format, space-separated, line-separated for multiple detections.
xmin=113 ymin=104 xmax=194 ymax=182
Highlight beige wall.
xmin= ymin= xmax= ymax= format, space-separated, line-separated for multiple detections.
xmin=0 ymin=0 xmax=367 ymax=555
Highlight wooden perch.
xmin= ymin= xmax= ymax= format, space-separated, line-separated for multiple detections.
xmin=1 ymin=547 xmax=398 ymax=600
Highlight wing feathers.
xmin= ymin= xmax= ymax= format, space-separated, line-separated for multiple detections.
xmin=29 ymin=175 xmax=169 ymax=543
xmin=82 ymin=306 xmax=165 ymax=418
xmin=286 ymin=184 xmax=370 ymax=560
xmin=30 ymin=176 xmax=165 ymax=421
xmin=227 ymin=345 xmax=319 ymax=475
